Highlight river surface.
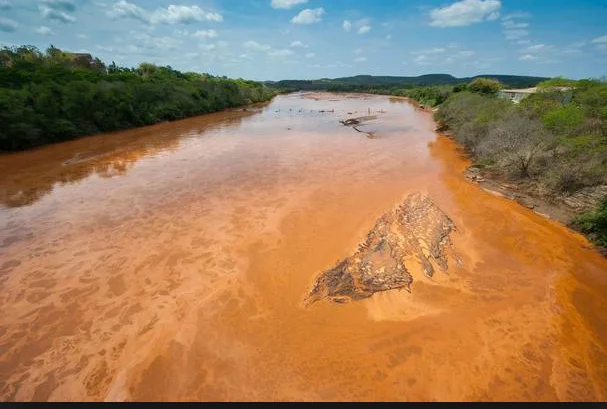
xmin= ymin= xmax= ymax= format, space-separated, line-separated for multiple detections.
xmin=0 ymin=93 xmax=606 ymax=402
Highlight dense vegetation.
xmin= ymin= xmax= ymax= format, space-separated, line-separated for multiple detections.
xmin=434 ymin=77 xmax=607 ymax=246
xmin=266 ymin=74 xmax=547 ymax=93
xmin=0 ymin=45 xmax=276 ymax=151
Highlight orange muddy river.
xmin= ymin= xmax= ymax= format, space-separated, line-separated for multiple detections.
xmin=0 ymin=93 xmax=606 ymax=402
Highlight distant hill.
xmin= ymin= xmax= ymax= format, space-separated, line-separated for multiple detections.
xmin=266 ymin=74 xmax=549 ymax=91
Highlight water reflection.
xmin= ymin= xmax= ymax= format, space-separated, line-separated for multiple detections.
xmin=0 ymin=107 xmax=265 ymax=208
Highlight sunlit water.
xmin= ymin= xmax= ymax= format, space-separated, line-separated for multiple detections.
xmin=0 ymin=93 xmax=606 ymax=401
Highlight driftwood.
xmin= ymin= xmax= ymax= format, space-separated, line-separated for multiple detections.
xmin=339 ymin=115 xmax=377 ymax=127
xmin=339 ymin=115 xmax=378 ymax=138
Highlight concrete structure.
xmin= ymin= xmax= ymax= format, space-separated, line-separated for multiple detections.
xmin=497 ymin=87 xmax=538 ymax=103
xmin=498 ymin=86 xmax=574 ymax=104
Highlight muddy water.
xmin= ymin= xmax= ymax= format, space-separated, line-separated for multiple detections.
xmin=0 ymin=93 xmax=606 ymax=402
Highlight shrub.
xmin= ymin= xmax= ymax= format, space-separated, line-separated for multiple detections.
xmin=542 ymin=105 xmax=585 ymax=135
xmin=476 ymin=112 xmax=549 ymax=177
xmin=467 ymin=78 xmax=503 ymax=95
xmin=574 ymin=197 xmax=607 ymax=247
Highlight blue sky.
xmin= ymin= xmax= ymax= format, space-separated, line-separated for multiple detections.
xmin=1 ymin=0 xmax=607 ymax=80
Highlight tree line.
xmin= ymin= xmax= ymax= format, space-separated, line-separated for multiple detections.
xmin=0 ymin=45 xmax=277 ymax=151
xmin=267 ymin=74 xmax=546 ymax=93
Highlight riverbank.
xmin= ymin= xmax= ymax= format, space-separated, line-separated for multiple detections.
xmin=461 ymin=162 xmax=607 ymax=255
xmin=429 ymin=84 xmax=607 ymax=254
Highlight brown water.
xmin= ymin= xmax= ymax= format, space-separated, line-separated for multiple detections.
xmin=1 ymin=93 xmax=606 ymax=402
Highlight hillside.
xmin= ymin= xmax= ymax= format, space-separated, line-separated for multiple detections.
xmin=266 ymin=74 xmax=548 ymax=91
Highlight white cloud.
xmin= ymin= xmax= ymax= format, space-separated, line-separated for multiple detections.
xmin=537 ymin=58 xmax=559 ymax=65
xmin=501 ymin=10 xmax=531 ymax=41
xmin=267 ymin=48 xmax=294 ymax=56
xmin=197 ymin=41 xmax=227 ymax=58
xmin=305 ymin=52 xmax=315 ymax=58
xmin=354 ymin=56 xmax=367 ymax=62
xmin=410 ymin=47 xmax=446 ymax=55
xmin=96 ymin=45 xmax=118 ymax=52
xmin=410 ymin=47 xmax=473 ymax=65
xmin=517 ymin=39 xmax=531 ymax=45
xmin=0 ymin=0 xmax=11 ymax=10
xmin=192 ymin=29 xmax=218 ymax=39
xmin=291 ymin=8 xmax=324 ymax=24
xmin=504 ymin=29 xmax=529 ymax=40
xmin=429 ymin=0 xmax=501 ymax=27
xmin=271 ymin=0 xmax=308 ymax=9
xmin=244 ymin=40 xmax=271 ymax=51
xmin=470 ymin=60 xmax=491 ymax=69
xmin=0 ymin=17 xmax=18 ymax=32
xmin=39 ymin=5 xmax=76 ymax=23
xmin=239 ymin=53 xmax=251 ymax=59
xmin=458 ymin=50 xmax=475 ymax=57
xmin=344 ymin=18 xmax=373 ymax=35
xmin=97 ymin=34 xmax=179 ymax=57
xmin=487 ymin=11 xmax=499 ymax=20
xmin=358 ymin=25 xmax=371 ymax=34
xmin=413 ymin=55 xmax=430 ymax=65
xmin=519 ymin=54 xmax=536 ymax=61
xmin=354 ymin=48 xmax=363 ymax=54
xmin=521 ymin=43 xmax=549 ymax=53
xmin=41 ymin=0 xmax=75 ymax=11
xmin=502 ymin=11 xmax=531 ymax=21
xmin=185 ymin=52 xmax=198 ymax=58
xmin=151 ymin=5 xmax=222 ymax=24
xmin=385 ymin=34 xmax=392 ymax=40
xmin=290 ymin=40 xmax=307 ymax=48
xmin=502 ymin=20 xmax=528 ymax=29
xmin=591 ymin=35 xmax=607 ymax=44
xmin=107 ymin=0 xmax=147 ymax=22
xmin=76 ymin=33 xmax=88 ymax=39
xmin=107 ymin=1 xmax=222 ymax=25
xmin=591 ymin=36 xmax=607 ymax=52
xmin=35 ymin=25 xmax=54 ymax=35
xmin=132 ymin=32 xmax=181 ymax=52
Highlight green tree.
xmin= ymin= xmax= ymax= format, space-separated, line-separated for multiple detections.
xmin=467 ymin=78 xmax=502 ymax=95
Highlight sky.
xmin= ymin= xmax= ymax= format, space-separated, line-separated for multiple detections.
xmin=1 ymin=0 xmax=607 ymax=81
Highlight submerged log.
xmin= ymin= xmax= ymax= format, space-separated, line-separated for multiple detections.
xmin=339 ymin=115 xmax=377 ymax=127
xmin=340 ymin=118 xmax=360 ymax=126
